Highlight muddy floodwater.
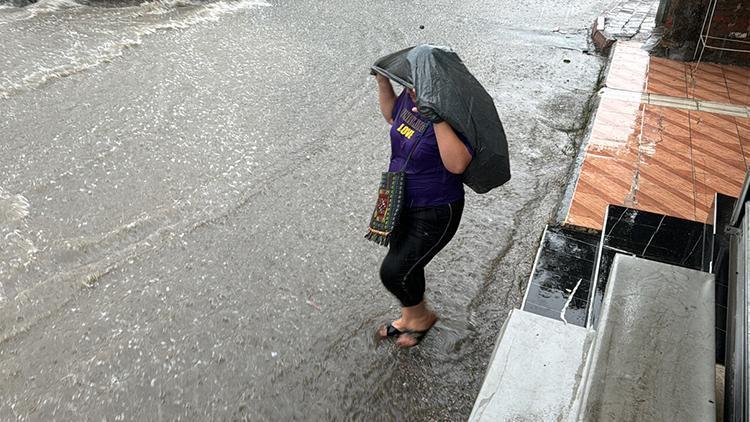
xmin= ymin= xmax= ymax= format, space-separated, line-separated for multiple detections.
xmin=0 ymin=0 xmax=606 ymax=419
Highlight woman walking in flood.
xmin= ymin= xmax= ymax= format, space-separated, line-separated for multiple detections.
xmin=374 ymin=72 xmax=473 ymax=347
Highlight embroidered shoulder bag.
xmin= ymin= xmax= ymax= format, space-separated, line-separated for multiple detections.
xmin=365 ymin=130 xmax=425 ymax=246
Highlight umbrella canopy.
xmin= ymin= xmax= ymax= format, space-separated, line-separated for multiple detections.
xmin=371 ymin=45 xmax=511 ymax=194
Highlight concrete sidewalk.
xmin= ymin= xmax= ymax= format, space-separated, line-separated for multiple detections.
xmin=591 ymin=0 xmax=659 ymax=51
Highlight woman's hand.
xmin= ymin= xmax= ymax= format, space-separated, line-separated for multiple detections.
xmin=434 ymin=121 xmax=472 ymax=174
xmin=375 ymin=73 xmax=389 ymax=84
xmin=375 ymin=74 xmax=396 ymax=124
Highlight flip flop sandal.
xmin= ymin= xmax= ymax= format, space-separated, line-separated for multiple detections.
xmin=376 ymin=321 xmax=407 ymax=340
xmin=397 ymin=316 xmax=438 ymax=348
xmin=396 ymin=329 xmax=430 ymax=347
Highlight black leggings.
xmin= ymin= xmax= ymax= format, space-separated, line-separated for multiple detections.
xmin=379 ymin=199 xmax=464 ymax=307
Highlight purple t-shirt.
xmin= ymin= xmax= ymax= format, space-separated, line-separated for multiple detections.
xmin=388 ymin=90 xmax=472 ymax=208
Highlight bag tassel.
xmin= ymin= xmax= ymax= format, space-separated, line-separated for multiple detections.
xmin=364 ymin=231 xmax=391 ymax=246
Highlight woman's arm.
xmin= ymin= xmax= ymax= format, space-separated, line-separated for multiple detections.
xmin=375 ymin=74 xmax=397 ymax=124
xmin=434 ymin=122 xmax=472 ymax=174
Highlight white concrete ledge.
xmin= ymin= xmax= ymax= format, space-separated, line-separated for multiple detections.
xmin=576 ymin=254 xmax=716 ymax=421
xmin=469 ymin=309 xmax=592 ymax=422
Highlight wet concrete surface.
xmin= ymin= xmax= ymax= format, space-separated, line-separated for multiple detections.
xmin=0 ymin=0 xmax=606 ymax=419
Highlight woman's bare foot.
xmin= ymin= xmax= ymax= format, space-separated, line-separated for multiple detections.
xmin=377 ymin=301 xmax=439 ymax=346
xmin=396 ymin=312 xmax=437 ymax=347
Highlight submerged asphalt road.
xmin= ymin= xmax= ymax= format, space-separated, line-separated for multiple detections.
xmin=0 ymin=0 xmax=607 ymax=419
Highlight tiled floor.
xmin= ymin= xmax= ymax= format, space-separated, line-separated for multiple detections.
xmin=589 ymin=205 xmax=706 ymax=327
xmin=522 ymin=226 xmax=599 ymax=327
xmin=646 ymin=55 xmax=749 ymax=105
xmin=566 ymin=41 xmax=750 ymax=230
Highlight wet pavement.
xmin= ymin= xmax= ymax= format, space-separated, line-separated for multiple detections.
xmin=0 ymin=0 xmax=607 ymax=420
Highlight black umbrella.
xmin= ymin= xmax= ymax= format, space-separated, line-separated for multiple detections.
xmin=371 ymin=45 xmax=511 ymax=194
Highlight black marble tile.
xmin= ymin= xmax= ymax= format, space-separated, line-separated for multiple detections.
xmin=605 ymin=205 xmax=627 ymax=221
xmin=543 ymin=228 xmax=598 ymax=263
xmin=702 ymin=222 xmax=713 ymax=272
xmin=715 ymin=252 xmax=730 ymax=286
xmin=595 ymin=248 xmax=618 ymax=289
xmin=563 ymin=298 xmax=588 ymax=326
xmin=716 ymin=193 xmax=737 ymax=225
xmin=523 ymin=301 xmax=562 ymax=321
xmin=532 ymin=270 xmax=591 ymax=300
xmin=567 ymin=296 xmax=588 ymax=310
xmin=716 ymin=304 xmax=727 ymax=332
xmin=645 ymin=218 xmax=705 ymax=269
xmin=716 ymin=328 xmax=726 ymax=365
xmin=590 ymin=248 xmax=618 ymax=327
xmin=605 ymin=224 xmax=661 ymax=248
xmin=524 ymin=280 xmax=567 ymax=311
xmin=589 ymin=289 xmax=605 ymax=328
xmin=705 ymin=194 xmax=716 ymax=227
xmin=604 ymin=212 xmax=704 ymax=263
xmin=606 ymin=207 xmax=706 ymax=256
xmin=572 ymin=278 xmax=591 ymax=302
xmin=606 ymin=205 xmax=664 ymax=231
xmin=717 ymin=282 xmax=729 ymax=310
xmin=523 ymin=225 xmax=600 ymax=327
xmin=642 ymin=240 xmax=704 ymax=269
xmin=525 ymin=274 xmax=590 ymax=313
xmin=604 ymin=213 xmax=703 ymax=264
xmin=535 ymin=252 xmax=595 ymax=282
xmin=710 ymin=191 xmax=732 ymax=367
xmin=549 ymin=225 xmax=601 ymax=245
xmin=523 ymin=295 xmax=588 ymax=327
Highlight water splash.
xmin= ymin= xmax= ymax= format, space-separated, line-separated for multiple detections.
xmin=0 ymin=187 xmax=36 ymax=304
xmin=0 ymin=0 xmax=270 ymax=98
xmin=0 ymin=187 xmax=30 ymax=223
xmin=29 ymin=0 xmax=83 ymax=12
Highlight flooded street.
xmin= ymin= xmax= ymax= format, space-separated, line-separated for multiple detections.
xmin=0 ymin=0 xmax=607 ymax=420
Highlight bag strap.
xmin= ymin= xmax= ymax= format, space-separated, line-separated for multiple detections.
xmin=398 ymin=121 xmax=428 ymax=172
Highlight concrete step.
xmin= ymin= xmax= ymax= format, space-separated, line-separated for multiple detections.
xmin=576 ymin=254 xmax=716 ymax=421
xmin=472 ymin=252 xmax=716 ymax=421
xmin=589 ymin=205 xmax=707 ymax=328
xmin=469 ymin=309 xmax=592 ymax=422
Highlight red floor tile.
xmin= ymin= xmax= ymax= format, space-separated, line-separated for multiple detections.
xmin=647 ymin=57 xmax=688 ymax=98
xmin=636 ymin=158 xmax=696 ymax=221
xmin=690 ymin=110 xmax=746 ymax=221
xmin=641 ymin=105 xmax=691 ymax=138
xmin=727 ymin=81 xmax=750 ymax=106
xmin=633 ymin=105 xmax=697 ymax=220
xmin=722 ymin=64 xmax=750 ymax=85
xmin=687 ymin=63 xmax=731 ymax=103
xmin=723 ymin=64 xmax=750 ymax=105
xmin=567 ymin=156 xmax=637 ymax=230
xmin=690 ymin=112 xmax=746 ymax=163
